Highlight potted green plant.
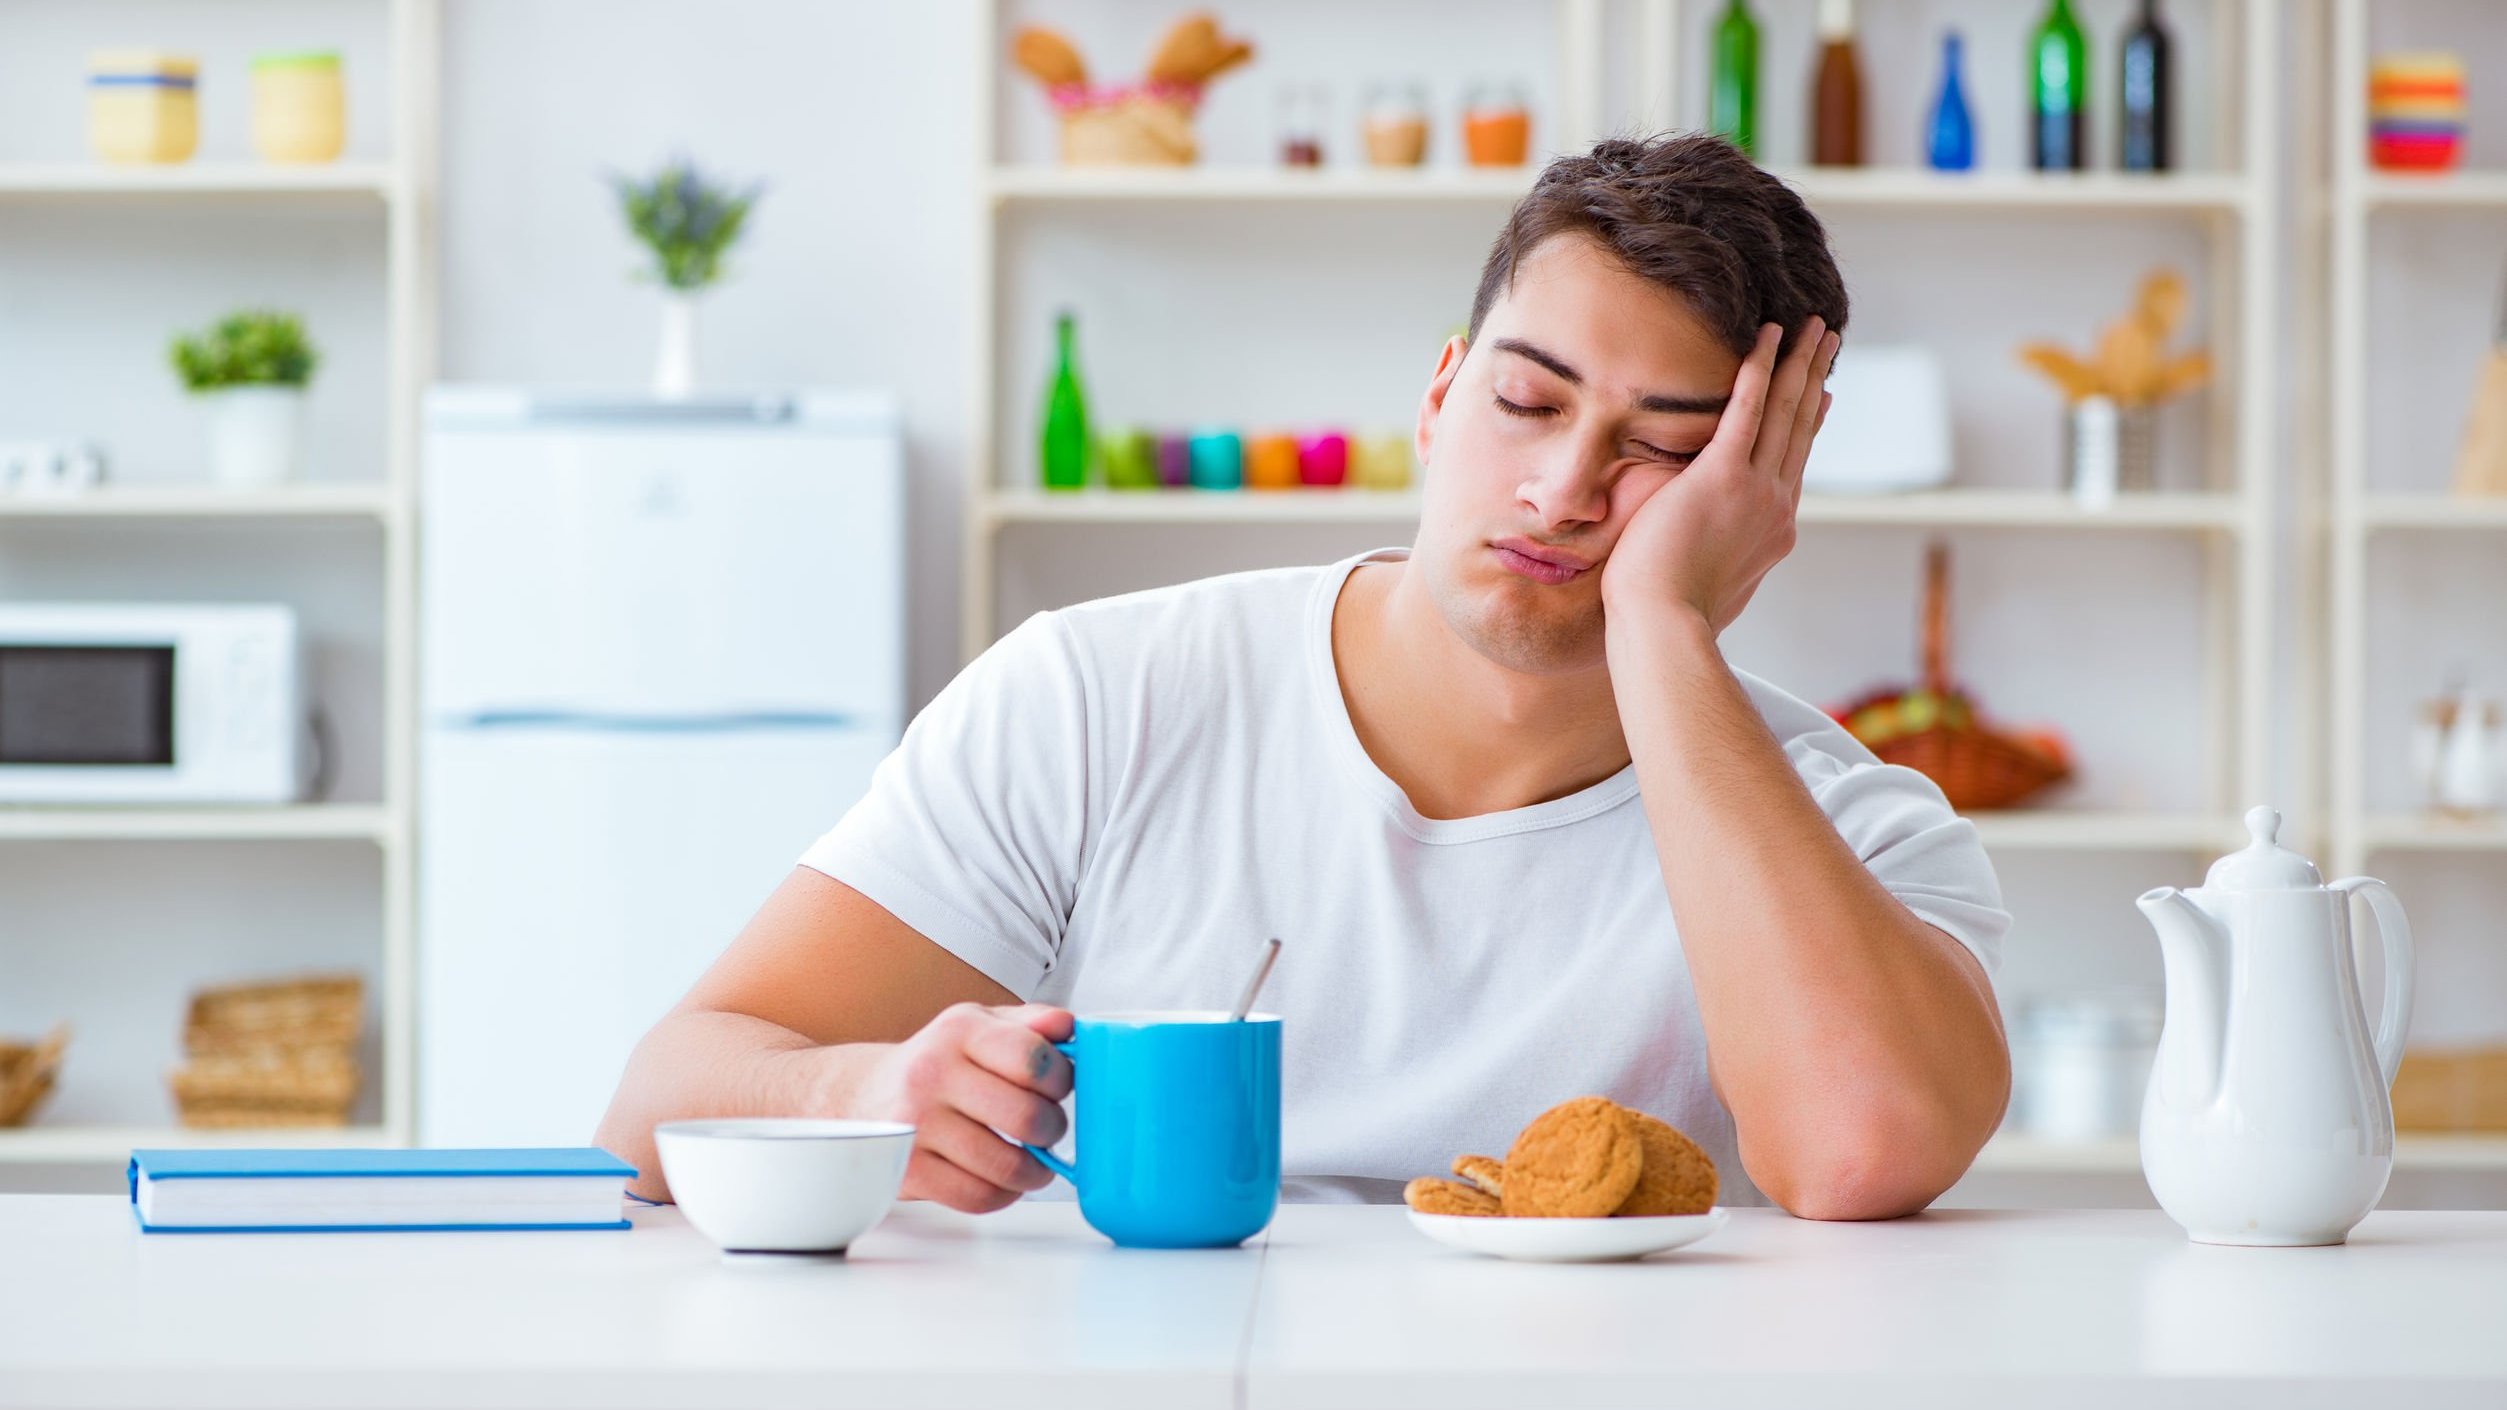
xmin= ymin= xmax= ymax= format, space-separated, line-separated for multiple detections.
xmin=610 ymin=156 xmax=762 ymax=398
xmin=169 ymin=310 xmax=320 ymax=487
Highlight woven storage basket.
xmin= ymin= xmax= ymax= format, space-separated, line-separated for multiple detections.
xmin=0 ymin=1025 xmax=69 ymax=1127
xmin=2392 ymin=1047 xmax=2507 ymax=1132
xmin=169 ymin=1049 xmax=358 ymax=1108
xmin=1860 ymin=544 xmax=2071 ymax=812
xmin=183 ymin=974 xmax=362 ymax=1056
xmin=1053 ymin=85 xmax=1200 ymax=164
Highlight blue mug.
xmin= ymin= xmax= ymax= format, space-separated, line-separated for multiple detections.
xmin=1024 ymin=1012 xmax=1281 ymax=1249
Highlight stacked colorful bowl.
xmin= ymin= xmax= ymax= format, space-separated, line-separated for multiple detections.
xmin=2369 ymin=53 xmax=2465 ymax=172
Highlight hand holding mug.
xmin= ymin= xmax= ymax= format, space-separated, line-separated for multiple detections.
xmin=849 ymin=1001 xmax=1073 ymax=1214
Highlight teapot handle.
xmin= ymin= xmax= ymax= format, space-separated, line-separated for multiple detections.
xmin=2331 ymin=877 xmax=2415 ymax=1087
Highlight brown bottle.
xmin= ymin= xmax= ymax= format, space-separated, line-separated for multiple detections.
xmin=1810 ymin=0 xmax=1864 ymax=166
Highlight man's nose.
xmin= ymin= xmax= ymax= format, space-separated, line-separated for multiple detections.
xmin=1514 ymin=440 xmax=1613 ymax=530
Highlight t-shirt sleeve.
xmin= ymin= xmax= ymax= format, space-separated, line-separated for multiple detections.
xmin=1794 ymin=745 xmax=2012 ymax=983
xmin=798 ymin=611 xmax=1094 ymax=998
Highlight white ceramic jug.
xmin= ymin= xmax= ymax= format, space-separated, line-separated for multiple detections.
xmin=2134 ymin=806 xmax=2414 ymax=1246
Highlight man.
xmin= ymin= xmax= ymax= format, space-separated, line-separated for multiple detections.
xmin=596 ymin=134 xmax=2011 ymax=1220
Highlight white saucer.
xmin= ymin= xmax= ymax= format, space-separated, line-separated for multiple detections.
xmin=1407 ymin=1206 xmax=1729 ymax=1263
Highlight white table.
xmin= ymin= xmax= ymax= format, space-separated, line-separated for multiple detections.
xmin=2 ymin=1196 xmax=2502 ymax=1409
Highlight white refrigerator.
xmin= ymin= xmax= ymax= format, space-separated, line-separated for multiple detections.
xmin=418 ymin=389 xmax=902 ymax=1149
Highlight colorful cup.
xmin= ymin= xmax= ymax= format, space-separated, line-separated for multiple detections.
xmin=1022 ymin=1012 xmax=1282 ymax=1249
xmin=1155 ymin=434 xmax=1193 ymax=488
xmin=1103 ymin=427 xmax=1160 ymax=490
xmin=1188 ymin=429 xmax=1244 ymax=490
xmin=1297 ymin=432 xmax=1349 ymax=487
xmin=1350 ymin=433 xmax=1415 ymax=490
xmin=1246 ymin=434 xmax=1302 ymax=490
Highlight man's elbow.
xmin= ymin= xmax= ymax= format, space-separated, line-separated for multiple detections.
xmin=1755 ymin=1092 xmax=2005 ymax=1221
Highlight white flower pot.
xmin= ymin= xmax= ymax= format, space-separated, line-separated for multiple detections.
xmin=654 ymin=293 xmax=700 ymax=399
xmin=203 ymin=385 xmax=305 ymax=487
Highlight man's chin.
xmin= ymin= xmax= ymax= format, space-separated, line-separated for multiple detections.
xmin=1449 ymin=591 xmax=1608 ymax=677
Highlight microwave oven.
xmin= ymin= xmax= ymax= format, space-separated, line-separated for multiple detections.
xmin=0 ymin=604 xmax=304 ymax=804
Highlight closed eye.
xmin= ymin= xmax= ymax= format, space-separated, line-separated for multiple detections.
xmin=1630 ymin=441 xmax=1697 ymax=465
xmin=1492 ymin=395 xmax=1556 ymax=419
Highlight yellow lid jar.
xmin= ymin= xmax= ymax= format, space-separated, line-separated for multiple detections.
xmin=87 ymin=50 xmax=199 ymax=164
xmin=250 ymin=51 xmax=345 ymax=164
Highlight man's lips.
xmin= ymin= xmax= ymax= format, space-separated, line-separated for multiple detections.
xmin=1490 ymin=537 xmax=1594 ymax=586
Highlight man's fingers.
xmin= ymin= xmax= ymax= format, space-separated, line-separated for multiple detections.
xmin=966 ymin=1009 xmax=1073 ymax=1100
xmin=919 ymin=1106 xmax=1055 ymax=1198
xmin=1753 ymin=317 xmax=1826 ymax=479
xmin=1709 ymin=323 xmax=1781 ymax=460
xmin=945 ymin=1058 xmax=1070 ymax=1149
xmin=902 ymin=1146 xmax=1022 ymax=1214
xmin=1779 ymin=334 xmax=1841 ymax=489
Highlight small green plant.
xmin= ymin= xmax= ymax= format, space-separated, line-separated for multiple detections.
xmin=168 ymin=311 xmax=319 ymax=391
xmin=610 ymin=156 xmax=763 ymax=291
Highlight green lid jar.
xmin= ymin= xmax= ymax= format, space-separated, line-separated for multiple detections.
xmin=250 ymin=50 xmax=344 ymax=164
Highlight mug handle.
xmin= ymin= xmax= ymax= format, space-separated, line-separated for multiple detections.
xmin=2332 ymin=877 xmax=2415 ymax=1088
xmin=1021 ymin=1041 xmax=1080 ymax=1188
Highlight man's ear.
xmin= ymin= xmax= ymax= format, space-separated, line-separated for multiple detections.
xmin=1415 ymin=334 xmax=1469 ymax=470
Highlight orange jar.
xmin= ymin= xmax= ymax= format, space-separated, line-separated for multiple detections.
xmin=1463 ymin=80 xmax=1530 ymax=166
xmin=1246 ymin=434 xmax=1302 ymax=490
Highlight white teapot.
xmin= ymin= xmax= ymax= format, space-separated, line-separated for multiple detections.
xmin=2134 ymin=806 xmax=2414 ymax=1246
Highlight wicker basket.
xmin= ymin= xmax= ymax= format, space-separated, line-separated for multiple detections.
xmin=182 ymin=974 xmax=363 ymax=1057
xmin=1052 ymin=84 xmax=1201 ymax=165
xmin=172 ymin=974 xmax=362 ymax=1128
xmin=1853 ymin=543 xmax=2072 ymax=812
xmin=2392 ymin=1047 xmax=2507 ymax=1132
xmin=0 ymin=1025 xmax=69 ymax=1128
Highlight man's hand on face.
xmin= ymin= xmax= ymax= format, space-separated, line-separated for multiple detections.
xmin=848 ymin=1002 xmax=1074 ymax=1214
xmin=1598 ymin=317 xmax=1840 ymax=637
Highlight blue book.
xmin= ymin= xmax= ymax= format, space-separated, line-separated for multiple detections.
xmin=128 ymin=1147 xmax=637 ymax=1233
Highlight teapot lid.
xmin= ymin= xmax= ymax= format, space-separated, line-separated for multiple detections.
xmin=2201 ymin=806 xmax=2324 ymax=891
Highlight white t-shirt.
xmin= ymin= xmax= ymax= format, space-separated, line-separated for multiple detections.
xmin=801 ymin=548 xmax=2008 ymax=1206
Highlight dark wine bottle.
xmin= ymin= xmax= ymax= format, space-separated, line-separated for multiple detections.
xmin=2120 ymin=0 xmax=2172 ymax=171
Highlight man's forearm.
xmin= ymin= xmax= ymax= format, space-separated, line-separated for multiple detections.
xmin=1607 ymin=604 xmax=2009 ymax=1220
xmin=593 ymin=1009 xmax=880 ymax=1202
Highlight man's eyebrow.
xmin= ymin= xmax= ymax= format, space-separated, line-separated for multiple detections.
xmin=1488 ymin=337 xmax=1727 ymax=416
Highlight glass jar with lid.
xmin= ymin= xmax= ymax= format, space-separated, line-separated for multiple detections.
xmin=251 ymin=51 xmax=345 ymax=164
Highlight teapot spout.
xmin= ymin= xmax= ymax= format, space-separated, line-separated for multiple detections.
xmin=2138 ymin=886 xmax=2227 ymax=1110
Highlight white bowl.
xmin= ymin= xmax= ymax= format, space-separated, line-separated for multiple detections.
xmin=1407 ymin=1206 xmax=1729 ymax=1263
xmin=654 ymin=1118 xmax=915 ymax=1255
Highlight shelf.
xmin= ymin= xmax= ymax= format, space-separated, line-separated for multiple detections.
xmin=0 ymin=1124 xmax=396 ymax=1164
xmin=988 ymin=165 xmax=2255 ymax=215
xmin=1976 ymin=1133 xmax=2507 ymax=1175
xmin=2356 ymin=171 xmax=2507 ymax=209
xmin=0 ymin=805 xmax=395 ymax=844
xmin=985 ymin=489 xmax=2243 ymax=531
xmin=2360 ymin=814 xmax=2507 ymax=854
xmin=990 ymin=166 xmax=1534 ymax=204
xmin=2356 ymin=496 xmax=2507 ymax=530
xmin=0 ymin=484 xmax=393 ymax=522
xmin=1800 ymin=491 xmax=2242 ymax=530
xmin=1772 ymin=168 xmax=2254 ymax=214
xmin=1962 ymin=812 xmax=2242 ymax=852
xmin=0 ymin=163 xmax=396 ymax=199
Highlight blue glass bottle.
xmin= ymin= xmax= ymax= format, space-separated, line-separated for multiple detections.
xmin=1927 ymin=30 xmax=1976 ymax=171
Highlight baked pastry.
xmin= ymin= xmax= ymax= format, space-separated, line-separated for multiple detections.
xmin=1450 ymin=1153 xmax=1506 ymax=1199
xmin=1404 ymin=1175 xmax=1502 ymax=1217
xmin=1613 ymin=1109 xmax=1719 ymax=1216
xmin=1498 ymin=1096 xmax=1642 ymax=1218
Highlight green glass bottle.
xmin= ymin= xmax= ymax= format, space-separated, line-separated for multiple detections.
xmin=1040 ymin=309 xmax=1091 ymax=491
xmin=1709 ymin=0 xmax=1759 ymax=158
xmin=2030 ymin=0 xmax=2088 ymax=170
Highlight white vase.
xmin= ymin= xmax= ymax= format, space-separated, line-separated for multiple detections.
xmin=654 ymin=292 xmax=700 ymax=399
xmin=203 ymin=385 xmax=305 ymax=487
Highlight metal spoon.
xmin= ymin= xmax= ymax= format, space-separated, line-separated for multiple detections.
xmin=1230 ymin=938 xmax=1283 ymax=1021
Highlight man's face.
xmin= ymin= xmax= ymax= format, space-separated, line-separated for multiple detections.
xmin=1411 ymin=234 xmax=1743 ymax=676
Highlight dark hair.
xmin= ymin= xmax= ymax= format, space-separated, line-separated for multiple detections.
xmin=1468 ymin=133 xmax=1849 ymax=359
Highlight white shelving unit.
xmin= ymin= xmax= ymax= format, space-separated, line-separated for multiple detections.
xmin=0 ymin=0 xmax=437 ymax=1165
xmin=2327 ymin=0 xmax=2507 ymax=885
